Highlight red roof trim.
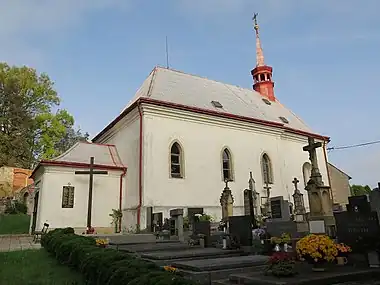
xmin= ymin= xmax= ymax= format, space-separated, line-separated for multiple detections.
xmin=31 ymin=160 xmax=127 ymax=179
xmin=92 ymin=97 xmax=330 ymax=142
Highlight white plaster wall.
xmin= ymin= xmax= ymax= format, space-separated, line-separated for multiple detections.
xmin=94 ymin=109 xmax=140 ymax=231
xmin=142 ymin=107 xmax=330 ymax=224
xmin=34 ymin=166 xmax=122 ymax=231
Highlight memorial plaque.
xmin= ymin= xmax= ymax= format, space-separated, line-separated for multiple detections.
xmin=228 ymin=215 xmax=252 ymax=246
xmin=271 ymin=199 xmax=282 ymax=219
xmin=334 ymin=211 xmax=380 ymax=251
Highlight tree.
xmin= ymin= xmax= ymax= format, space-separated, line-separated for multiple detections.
xmin=0 ymin=62 xmax=87 ymax=168
xmin=350 ymin=184 xmax=372 ymax=196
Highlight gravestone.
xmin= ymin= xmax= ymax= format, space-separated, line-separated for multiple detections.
xmin=335 ymin=197 xmax=380 ymax=252
xmin=370 ymin=188 xmax=380 ymax=221
xmin=228 ymin=215 xmax=252 ymax=247
xmin=170 ymin=208 xmax=184 ymax=241
xmin=269 ymin=196 xmax=291 ymax=221
xmin=193 ymin=220 xmax=211 ymax=246
xmin=152 ymin=212 xmax=163 ymax=232
xmin=146 ymin=207 xmax=153 ymax=232
xmin=243 ymin=189 xmax=255 ymax=226
xmin=265 ymin=220 xmax=301 ymax=239
xmin=187 ymin=207 xmax=204 ymax=229
xmin=347 ymin=195 xmax=371 ymax=213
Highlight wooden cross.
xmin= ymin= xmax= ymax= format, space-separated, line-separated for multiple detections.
xmin=75 ymin=157 xmax=108 ymax=228
xmin=292 ymin=177 xmax=300 ymax=191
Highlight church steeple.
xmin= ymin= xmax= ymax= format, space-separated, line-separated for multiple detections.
xmin=251 ymin=14 xmax=276 ymax=102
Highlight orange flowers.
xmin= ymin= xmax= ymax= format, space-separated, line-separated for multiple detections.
xmin=336 ymin=243 xmax=352 ymax=254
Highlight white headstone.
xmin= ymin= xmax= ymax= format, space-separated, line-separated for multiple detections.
xmin=309 ymin=220 xmax=325 ymax=234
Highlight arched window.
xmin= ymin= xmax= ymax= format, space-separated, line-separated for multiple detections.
xmin=222 ymin=148 xmax=233 ymax=181
xmin=302 ymin=162 xmax=312 ymax=187
xmin=170 ymin=142 xmax=183 ymax=178
xmin=261 ymin=153 xmax=273 ymax=184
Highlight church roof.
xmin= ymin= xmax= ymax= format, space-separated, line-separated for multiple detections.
xmin=31 ymin=142 xmax=126 ymax=178
xmin=93 ymin=67 xmax=329 ymax=142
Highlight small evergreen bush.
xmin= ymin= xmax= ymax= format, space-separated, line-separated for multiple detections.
xmin=41 ymin=228 xmax=198 ymax=285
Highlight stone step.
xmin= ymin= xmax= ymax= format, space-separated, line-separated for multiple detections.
xmin=141 ymin=248 xmax=245 ymax=260
xmin=172 ymin=255 xmax=268 ymax=272
xmin=149 ymin=252 xmax=246 ymax=267
xmin=111 ymin=241 xmax=191 ymax=252
xmin=180 ymin=264 xmax=266 ymax=285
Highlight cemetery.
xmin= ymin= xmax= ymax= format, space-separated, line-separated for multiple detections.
xmin=9 ymin=136 xmax=379 ymax=285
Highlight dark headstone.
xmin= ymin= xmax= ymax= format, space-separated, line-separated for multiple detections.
xmin=334 ymin=211 xmax=380 ymax=251
xmin=153 ymin=212 xmax=163 ymax=231
xmin=146 ymin=207 xmax=153 ymax=232
xmin=170 ymin=218 xmax=176 ymax=236
xmin=243 ymin=189 xmax=256 ymax=227
xmin=187 ymin=208 xmax=204 ymax=224
xmin=347 ymin=195 xmax=371 ymax=213
xmin=228 ymin=215 xmax=252 ymax=247
xmin=270 ymin=196 xmax=291 ymax=221
xmin=370 ymin=189 xmax=380 ymax=222
xmin=265 ymin=220 xmax=302 ymax=238
xmin=193 ymin=220 xmax=211 ymax=246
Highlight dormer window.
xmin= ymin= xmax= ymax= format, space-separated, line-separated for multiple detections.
xmin=262 ymin=98 xmax=271 ymax=105
xmin=211 ymin=100 xmax=223 ymax=108
xmin=279 ymin=116 xmax=289 ymax=124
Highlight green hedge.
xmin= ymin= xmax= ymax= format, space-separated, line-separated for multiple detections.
xmin=41 ymin=228 xmax=197 ymax=285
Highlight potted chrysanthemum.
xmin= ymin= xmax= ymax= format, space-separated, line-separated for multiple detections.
xmin=296 ymin=234 xmax=338 ymax=271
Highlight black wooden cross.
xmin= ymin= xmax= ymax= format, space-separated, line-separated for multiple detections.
xmin=75 ymin=157 xmax=108 ymax=228
xmin=292 ymin=177 xmax=300 ymax=191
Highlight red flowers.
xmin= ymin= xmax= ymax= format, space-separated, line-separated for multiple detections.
xmin=269 ymin=252 xmax=294 ymax=264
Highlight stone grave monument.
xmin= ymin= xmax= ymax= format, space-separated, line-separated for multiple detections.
xmin=335 ymin=196 xmax=380 ymax=266
xmin=169 ymin=208 xmax=184 ymax=242
xmin=291 ymin=177 xmax=309 ymax=233
xmin=220 ymin=180 xmax=234 ymax=220
xmin=152 ymin=212 xmax=163 ymax=232
xmin=243 ymin=172 xmax=258 ymax=227
xmin=303 ymin=137 xmax=335 ymax=234
xmin=370 ymin=184 xmax=380 ymax=221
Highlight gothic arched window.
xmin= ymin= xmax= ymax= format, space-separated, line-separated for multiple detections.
xmin=261 ymin=153 xmax=273 ymax=184
xmin=222 ymin=148 xmax=233 ymax=181
xmin=170 ymin=142 xmax=183 ymax=178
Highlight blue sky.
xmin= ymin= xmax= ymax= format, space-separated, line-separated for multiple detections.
xmin=1 ymin=0 xmax=379 ymax=187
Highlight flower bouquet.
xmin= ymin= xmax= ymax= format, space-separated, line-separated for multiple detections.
xmin=336 ymin=243 xmax=351 ymax=256
xmin=95 ymin=238 xmax=109 ymax=248
xmin=271 ymin=233 xmax=291 ymax=245
xmin=296 ymin=234 xmax=338 ymax=271
xmin=264 ymin=252 xmax=297 ymax=277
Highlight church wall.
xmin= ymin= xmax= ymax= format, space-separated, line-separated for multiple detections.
xmin=94 ymin=109 xmax=140 ymax=232
xmin=141 ymin=107 xmax=329 ymax=223
xmin=34 ymin=166 xmax=122 ymax=233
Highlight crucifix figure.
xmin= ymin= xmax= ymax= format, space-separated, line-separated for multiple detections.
xmin=75 ymin=157 xmax=108 ymax=229
xmin=262 ymin=182 xmax=272 ymax=216
xmin=252 ymin=13 xmax=258 ymax=26
xmin=303 ymin=137 xmax=323 ymax=185
xmin=224 ymin=179 xmax=230 ymax=190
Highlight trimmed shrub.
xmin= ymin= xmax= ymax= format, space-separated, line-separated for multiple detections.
xmin=42 ymin=228 xmax=198 ymax=285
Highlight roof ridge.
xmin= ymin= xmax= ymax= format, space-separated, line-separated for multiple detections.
xmin=155 ymin=66 xmax=265 ymax=98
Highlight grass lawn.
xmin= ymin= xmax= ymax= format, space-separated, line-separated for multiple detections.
xmin=0 ymin=214 xmax=30 ymax=235
xmin=0 ymin=249 xmax=86 ymax=285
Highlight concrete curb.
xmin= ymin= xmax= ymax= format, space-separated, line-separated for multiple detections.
xmin=0 ymin=234 xmax=32 ymax=238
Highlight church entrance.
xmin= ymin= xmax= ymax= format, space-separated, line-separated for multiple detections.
xmin=31 ymin=191 xmax=39 ymax=233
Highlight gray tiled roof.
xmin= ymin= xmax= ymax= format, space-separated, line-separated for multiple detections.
xmin=53 ymin=141 xmax=124 ymax=168
xmin=121 ymin=67 xmax=312 ymax=133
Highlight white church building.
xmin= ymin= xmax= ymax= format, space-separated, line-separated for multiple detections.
xmin=30 ymin=19 xmax=331 ymax=233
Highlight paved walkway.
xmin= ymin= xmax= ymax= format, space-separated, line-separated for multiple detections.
xmin=0 ymin=235 xmax=41 ymax=252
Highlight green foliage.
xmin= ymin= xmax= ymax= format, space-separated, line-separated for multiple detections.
xmin=198 ymin=213 xmax=213 ymax=222
xmin=0 ymin=213 xmax=30 ymax=234
xmin=4 ymin=200 xmax=28 ymax=214
xmin=42 ymin=228 xmax=198 ymax=285
xmin=0 ymin=249 xmax=86 ymax=285
xmin=0 ymin=62 xmax=88 ymax=168
xmin=350 ymin=184 xmax=372 ymax=196
xmin=109 ymin=209 xmax=122 ymax=233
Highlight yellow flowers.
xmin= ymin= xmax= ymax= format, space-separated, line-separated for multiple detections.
xmin=163 ymin=266 xmax=177 ymax=273
xmin=296 ymin=234 xmax=338 ymax=263
xmin=95 ymin=239 xmax=109 ymax=246
xmin=271 ymin=233 xmax=291 ymax=244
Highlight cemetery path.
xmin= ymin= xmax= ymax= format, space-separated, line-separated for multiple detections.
xmin=0 ymin=235 xmax=41 ymax=252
